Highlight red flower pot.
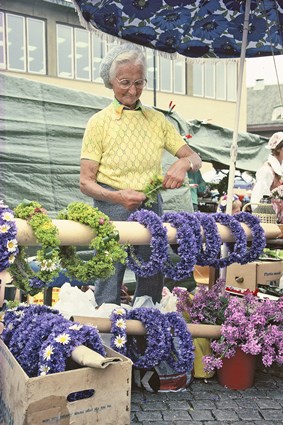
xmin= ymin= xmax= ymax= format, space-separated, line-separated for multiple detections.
xmin=217 ymin=348 xmax=256 ymax=390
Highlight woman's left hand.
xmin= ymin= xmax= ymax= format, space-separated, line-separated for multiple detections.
xmin=163 ymin=158 xmax=189 ymax=189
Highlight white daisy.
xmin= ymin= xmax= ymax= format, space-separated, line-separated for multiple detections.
xmin=115 ymin=318 xmax=126 ymax=329
xmin=114 ymin=335 xmax=126 ymax=348
xmin=55 ymin=333 xmax=71 ymax=345
xmin=0 ymin=223 xmax=10 ymax=233
xmin=43 ymin=344 xmax=54 ymax=360
xmin=6 ymin=239 xmax=18 ymax=252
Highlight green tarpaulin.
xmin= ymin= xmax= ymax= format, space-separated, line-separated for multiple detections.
xmin=0 ymin=72 xmax=268 ymax=215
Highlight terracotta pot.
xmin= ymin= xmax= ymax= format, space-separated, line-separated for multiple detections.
xmin=217 ymin=347 xmax=256 ymax=390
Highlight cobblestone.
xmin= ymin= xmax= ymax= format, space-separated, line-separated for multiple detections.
xmin=130 ymin=371 xmax=283 ymax=424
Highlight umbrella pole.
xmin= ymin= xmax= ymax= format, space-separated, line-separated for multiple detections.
xmin=221 ymin=0 xmax=251 ymax=278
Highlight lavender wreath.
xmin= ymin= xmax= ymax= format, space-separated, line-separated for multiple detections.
xmin=210 ymin=212 xmax=247 ymax=269
xmin=194 ymin=212 xmax=222 ymax=266
xmin=0 ymin=200 xmax=19 ymax=272
xmin=161 ymin=212 xmax=199 ymax=281
xmin=38 ymin=320 xmax=106 ymax=375
xmin=110 ymin=307 xmax=128 ymax=356
xmin=125 ymin=307 xmax=172 ymax=369
xmin=127 ymin=209 xmax=168 ymax=277
xmin=165 ymin=312 xmax=195 ymax=373
xmin=233 ymin=212 xmax=266 ymax=263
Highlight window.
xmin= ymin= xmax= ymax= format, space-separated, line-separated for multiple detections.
xmin=57 ymin=24 xmax=73 ymax=78
xmin=226 ymin=62 xmax=237 ymax=101
xmin=193 ymin=63 xmax=204 ymax=97
xmin=57 ymin=24 xmax=109 ymax=82
xmin=92 ymin=34 xmax=106 ymax=83
xmin=160 ymin=56 xmax=172 ymax=92
xmin=146 ymin=49 xmax=159 ymax=91
xmin=75 ymin=28 xmax=90 ymax=80
xmin=204 ymin=62 xmax=215 ymax=98
xmin=193 ymin=61 xmax=237 ymax=101
xmin=6 ymin=14 xmax=26 ymax=71
xmin=3 ymin=13 xmax=46 ymax=74
xmin=174 ymin=58 xmax=186 ymax=94
xmin=0 ymin=12 xmax=5 ymax=69
xmin=27 ymin=18 xmax=46 ymax=74
xmin=215 ymin=61 xmax=226 ymax=100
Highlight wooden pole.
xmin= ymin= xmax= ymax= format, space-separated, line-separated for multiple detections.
xmin=72 ymin=315 xmax=221 ymax=339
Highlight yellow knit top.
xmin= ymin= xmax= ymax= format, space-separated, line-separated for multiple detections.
xmin=81 ymin=100 xmax=186 ymax=190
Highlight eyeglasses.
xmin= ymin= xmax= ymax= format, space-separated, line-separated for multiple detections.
xmin=115 ymin=78 xmax=147 ymax=89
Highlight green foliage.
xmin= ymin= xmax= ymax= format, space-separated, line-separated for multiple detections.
xmin=143 ymin=175 xmax=164 ymax=207
xmin=57 ymin=202 xmax=127 ymax=283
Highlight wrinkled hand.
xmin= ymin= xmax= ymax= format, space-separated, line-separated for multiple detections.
xmin=162 ymin=158 xmax=188 ymax=189
xmin=118 ymin=189 xmax=146 ymax=211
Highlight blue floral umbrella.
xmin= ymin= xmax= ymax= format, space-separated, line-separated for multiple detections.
xmin=72 ymin=0 xmax=283 ymax=58
xmin=72 ymin=0 xmax=283 ymax=215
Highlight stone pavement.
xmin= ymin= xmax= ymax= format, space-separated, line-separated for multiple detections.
xmin=130 ymin=370 xmax=283 ymax=424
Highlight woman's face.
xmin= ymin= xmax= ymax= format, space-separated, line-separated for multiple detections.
xmin=111 ymin=63 xmax=145 ymax=109
xmin=278 ymin=147 xmax=283 ymax=163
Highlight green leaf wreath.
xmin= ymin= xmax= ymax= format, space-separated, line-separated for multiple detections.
xmin=9 ymin=200 xmax=127 ymax=295
xmin=57 ymin=202 xmax=127 ymax=283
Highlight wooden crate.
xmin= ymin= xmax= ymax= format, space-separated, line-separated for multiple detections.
xmin=0 ymin=340 xmax=132 ymax=425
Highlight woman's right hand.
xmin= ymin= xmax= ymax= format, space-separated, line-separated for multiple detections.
xmin=118 ymin=189 xmax=146 ymax=211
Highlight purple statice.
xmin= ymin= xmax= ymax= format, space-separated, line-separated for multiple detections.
xmin=0 ymin=202 xmax=19 ymax=272
xmin=126 ymin=307 xmax=172 ymax=369
xmin=233 ymin=212 xmax=266 ymax=263
xmin=29 ymin=276 xmax=46 ymax=289
xmin=161 ymin=212 xmax=199 ymax=281
xmin=127 ymin=209 xmax=169 ymax=277
xmin=210 ymin=212 xmax=247 ymax=268
xmin=165 ymin=311 xmax=195 ymax=373
xmin=1 ymin=304 xmax=106 ymax=377
xmin=110 ymin=307 xmax=128 ymax=356
xmin=194 ymin=212 xmax=222 ymax=266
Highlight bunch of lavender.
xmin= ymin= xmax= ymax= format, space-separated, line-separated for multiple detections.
xmin=203 ymin=294 xmax=283 ymax=373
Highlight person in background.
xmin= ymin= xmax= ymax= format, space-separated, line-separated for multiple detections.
xmin=251 ymin=132 xmax=283 ymax=207
xmin=79 ymin=44 xmax=202 ymax=306
xmin=187 ymin=169 xmax=208 ymax=211
xmin=217 ymin=194 xmax=242 ymax=214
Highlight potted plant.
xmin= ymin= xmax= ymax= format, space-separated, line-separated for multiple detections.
xmin=173 ymin=280 xmax=283 ymax=389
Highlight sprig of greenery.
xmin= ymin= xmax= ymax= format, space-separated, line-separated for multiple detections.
xmin=143 ymin=175 xmax=164 ymax=207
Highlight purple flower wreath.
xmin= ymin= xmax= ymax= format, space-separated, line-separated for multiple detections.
xmin=161 ymin=212 xmax=200 ymax=281
xmin=165 ymin=312 xmax=195 ymax=373
xmin=2 ymin=304 xmax=106 ymax=377
xmin=233 ymin=212 xmax=266 ymax=263
xmin=38 ymin=320 xmax=106 ymax=375
xmin=109 ymin=307 xmax=195 ymax=373
xmin=194 ymin=212 xmax=222 ymax=266
xmin=210 ymin=212 xmax=247 ymax=268
xmin=125 ymin=307 xmax=172 ymax=369
xmin=127 ymin=209 xmax=168 ymax=277
xmin=110 ymin=307 xmax=128 ymax=356
xmin=0 ymin=200 xmax=19 ymax=272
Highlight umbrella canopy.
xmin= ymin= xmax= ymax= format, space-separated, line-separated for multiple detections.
xmin=72 ymin=0 xmax=283 ymax=58
xmin=72 ymin=0 xmax=283 ymax=216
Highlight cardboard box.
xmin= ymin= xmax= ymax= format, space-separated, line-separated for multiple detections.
xmin=226 ymin=261 xmax=283 ymax=291
xmin=0 ymin=340 xmax=132 ymax=425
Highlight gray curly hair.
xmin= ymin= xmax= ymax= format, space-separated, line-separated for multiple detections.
xmin=99 ymin=44 xmax=146 ymax=89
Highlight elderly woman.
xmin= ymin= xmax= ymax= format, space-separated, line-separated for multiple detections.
xmin=80 ymin=44 xmax=202 ymax=306
xmin=251 ymin=132 xmax=283 ymax=207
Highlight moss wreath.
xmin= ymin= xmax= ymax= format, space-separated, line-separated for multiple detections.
xmin=9 ymin=200 xmax=127 ymax=295
xmin=57 ymin=201 xmax=127 ymax=283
